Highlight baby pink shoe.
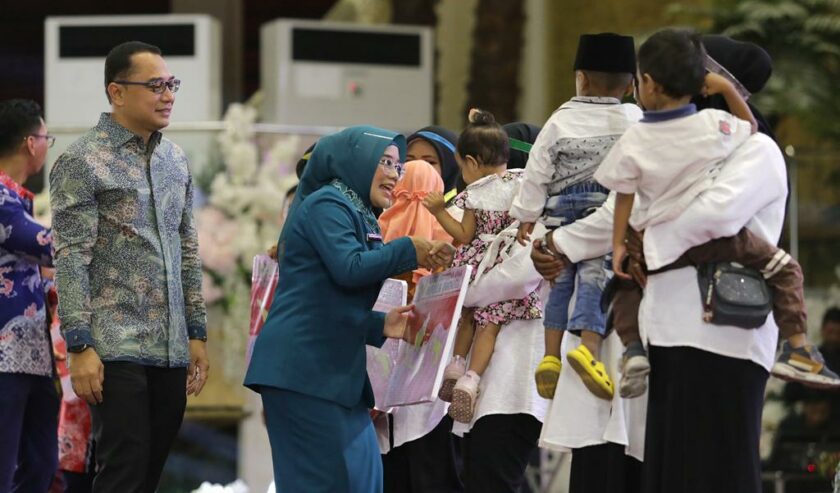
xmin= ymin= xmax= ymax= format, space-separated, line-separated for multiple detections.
xmin=438 ymin=356 xmax=467 ymax=402
xmin=448 ymin=370 xmax=481 ymax=423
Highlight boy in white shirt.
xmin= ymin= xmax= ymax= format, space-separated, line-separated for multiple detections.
xmin=595 ymin=28 xmax=839 ymax=397
xmin=511 ymin=33 xmax=641 ymax=400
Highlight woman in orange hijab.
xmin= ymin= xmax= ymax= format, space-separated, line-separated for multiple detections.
xmin=379 ymin=160 xmax=452 ymax=298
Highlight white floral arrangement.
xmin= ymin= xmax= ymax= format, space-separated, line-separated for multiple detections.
xmin=191 ymin=479 xmax=249 ymax=493
xmin=197 ymin=101 xmax=299 ymax=380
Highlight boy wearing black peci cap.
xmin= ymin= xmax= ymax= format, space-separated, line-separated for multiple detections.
xmin=511 ymin=33 xmax=642 ymax=400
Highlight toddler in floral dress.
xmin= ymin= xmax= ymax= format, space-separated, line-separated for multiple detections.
xmin=423 ymin=109 xmax=542 ymax=423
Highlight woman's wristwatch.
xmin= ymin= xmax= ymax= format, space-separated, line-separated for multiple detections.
xmin=67 ymin=343 xmax=93 ymax=353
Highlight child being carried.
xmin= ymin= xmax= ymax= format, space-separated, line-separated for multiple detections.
xmin=424 ymin=109 xmax=542 ymax=423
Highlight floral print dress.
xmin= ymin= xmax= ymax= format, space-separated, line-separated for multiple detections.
xmin=452 ymin=169 xmax=542 ymax=327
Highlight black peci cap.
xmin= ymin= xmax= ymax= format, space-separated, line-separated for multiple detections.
xmin=574 ymin=33 xmax=636 ymax=74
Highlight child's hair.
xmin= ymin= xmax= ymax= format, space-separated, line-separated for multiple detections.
xmin=638 ymin=28 xmax=707 ymax=99
xmin=580 ymin=70 xmax=635 ymax=95
xmin=457 ymin=108 xmax=510 ymax=166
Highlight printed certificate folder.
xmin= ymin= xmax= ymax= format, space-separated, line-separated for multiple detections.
xmin=368 ymin=266 xmax=472 ymax=409
xmin=367 ymin=279 xmax=408 ymax=412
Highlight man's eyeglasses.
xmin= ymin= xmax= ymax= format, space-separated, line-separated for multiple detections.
xmin=113 ymin=78 xmax=181 ymax=95
xmin=29 ymin=134 xmax=55 ymax=148
xmin=378 ymin=157 xmax=404 ymax=178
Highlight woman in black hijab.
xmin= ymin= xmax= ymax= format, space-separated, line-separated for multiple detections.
xmin=406 ymin=126 xmax=462 ymax=202
xmin=503 ymin=122 xmax=542 ymax=169
xmin=695 ymin=34 xmax=776 ymax=140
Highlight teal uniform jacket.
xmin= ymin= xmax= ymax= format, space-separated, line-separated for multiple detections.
xmin=245 ymin=126 xmax=417 ymax=409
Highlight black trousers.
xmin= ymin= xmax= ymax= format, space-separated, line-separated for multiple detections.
xmin=0 ymin=373 xmax=59 ymax=493
xmin=643 ymin=346 xmax=767 ymax=493
xmin=89 ymin=362 xmax=186 ymax=493
xmin=570 ymin=443 xmax=642 ymax=493
xmin=63 ymin=440 xmax=96 ymax=493
xmin=462 ymin=414 xmax=541 ymax=493
xmin=382 ymin=415 xmax=464 ymax=493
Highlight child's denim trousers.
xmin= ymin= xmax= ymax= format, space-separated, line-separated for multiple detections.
xmin=543 ymin=181 xmax=611 ymax=335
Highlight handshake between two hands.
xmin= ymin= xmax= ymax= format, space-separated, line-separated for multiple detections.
xmin=411 ymin=238 xmax=456 ymax=271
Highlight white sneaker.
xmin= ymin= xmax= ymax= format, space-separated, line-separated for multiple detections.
xmin=619 ymin=354 xmax=651 ymax=399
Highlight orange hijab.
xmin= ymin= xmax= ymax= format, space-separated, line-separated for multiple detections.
xmin=379 ymin=160 xmax=452 ymax=283
xmin=379 ymin=160 xmax=452 ymax=243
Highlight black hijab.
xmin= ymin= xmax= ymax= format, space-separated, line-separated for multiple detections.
xmin=504 ymin=122 xmax=542 ymax=169
xmin=406 ymin=126 xmax=460 ymax=195
xmin=694 ymin=34 xmax=776 ymax=140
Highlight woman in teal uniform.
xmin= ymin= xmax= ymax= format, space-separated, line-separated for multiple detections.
xmin=245 ymin=125 xmax=453 ymax=493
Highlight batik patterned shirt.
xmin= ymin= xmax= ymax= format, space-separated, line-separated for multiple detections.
xmin=509 ymin=96 xmax=643 ymax=223
xmin=0 ymin=170 xmax=53 ymax=376
xmin=50 ymin=113 xmax=206 ymax=368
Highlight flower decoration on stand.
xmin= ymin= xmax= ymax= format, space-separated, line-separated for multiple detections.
xmin=198 ymin=100 xmax=298 ymax=380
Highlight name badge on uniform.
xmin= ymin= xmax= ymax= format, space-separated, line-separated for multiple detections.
xmin=367 ymin=233 xmax=383 ymax=242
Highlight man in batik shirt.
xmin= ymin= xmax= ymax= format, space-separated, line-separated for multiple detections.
xmin=0 ymin=99 xmax=58 ymax=492
xmin=50 ymin=41 xmax=209 ymax=492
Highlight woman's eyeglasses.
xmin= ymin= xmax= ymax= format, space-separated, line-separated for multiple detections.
xmin=113 ymin=78 xmax=181 ymax=95
xmin=378 ymin=157 xmax=405 ymax=178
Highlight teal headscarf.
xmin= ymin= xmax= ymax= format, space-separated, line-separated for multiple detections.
xmin=279 ymin=126 xmax=406 ymax=258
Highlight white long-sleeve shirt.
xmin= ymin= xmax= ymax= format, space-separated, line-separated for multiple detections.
xmin=539 ymin=329 xmax=648 ymax=461
xmin=553 ymin=132 xmax=787 ymax=371
xmin=594 ymin=107 xmax=752 ymax=230
xmin=451 ymin=223 xmax=551 ymax=436
xmin=510 ymin=97 xmax=642 ymax=224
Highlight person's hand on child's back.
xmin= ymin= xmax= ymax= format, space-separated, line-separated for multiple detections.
xmin=516 ymin=222 xmax=535 ymax=246
xmin=702 ymin=72 xmax=734 ymax=97
xmin=422 ymin=192 xmax=446 ymax=215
